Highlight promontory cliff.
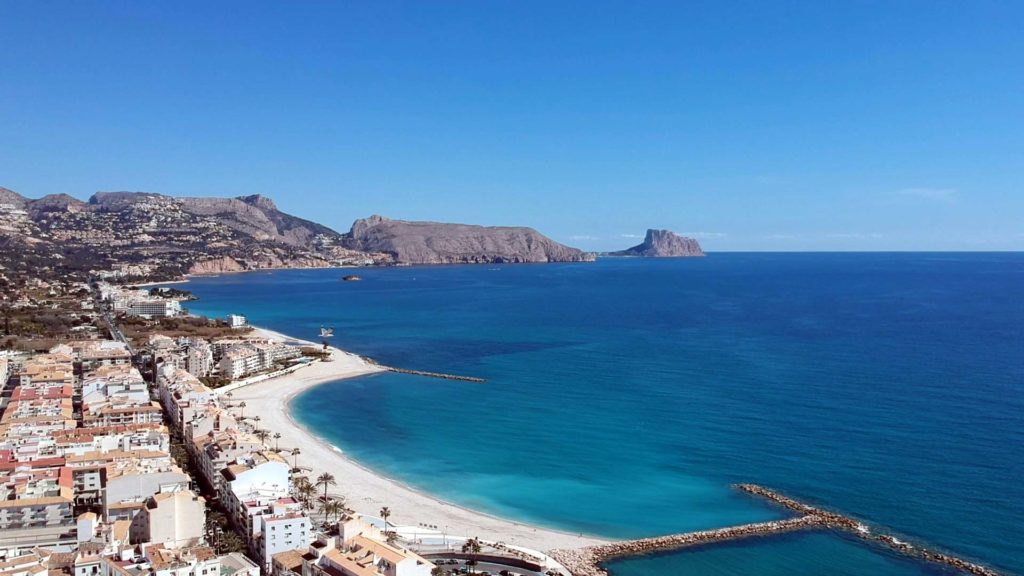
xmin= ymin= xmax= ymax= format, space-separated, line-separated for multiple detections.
xmin=610 ymin=229 xmax=704 ymax=257
xmin=343 ymin=215 xmax=594 ymax=264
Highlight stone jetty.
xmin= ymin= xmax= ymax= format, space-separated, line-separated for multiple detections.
xmin=550 ymin=516 xmax=825 ymax=576
xmin=550 ymin=484 xmax=1002 ymax=576
xmin=358 ymin=356 xmax=486 ymax=382
xmin=383 ymin=366 xmax=486 ymax=382
xmin=736 ymin=484 xmax=1001 ymax=576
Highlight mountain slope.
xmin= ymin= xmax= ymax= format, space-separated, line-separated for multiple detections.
xmin=0 ymin=188 xmax=367 ymax=281
xmin=0 ymin=187 xmax=594 ymax=281
xmin=344 ymin=215 xmax=594 ymax=264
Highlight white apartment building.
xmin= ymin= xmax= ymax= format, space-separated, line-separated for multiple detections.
xmin=194 ymin=431 xmax=263 ymax=494
xmin=218 ymin=347 xmax=263 ymax=381
xmin=219 ymin=453 xmax=291 ymax=525
xmin=82 ymin=400 xmax=163 ymax=428
xmin=54 ymin=425 xmax=169 ymax=457
xmin=254 ymin=510 xmax=310 ymax=572
xmin=0 ymin=471 xmax=75 ymax=549
xmin=127 ymin=299 xmax=182 ymax=319
xmin=186 ymin=341 xmax=215 ymax=378
xmin=130 ymin=489 xmax=206 ymax=549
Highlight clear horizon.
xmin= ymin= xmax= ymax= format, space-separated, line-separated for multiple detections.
xmin=2 ymin=2 xmax=1021 ymax=251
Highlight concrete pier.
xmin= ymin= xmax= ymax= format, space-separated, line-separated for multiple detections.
xmin=550 ymin=484 xmax=1002 ymax=576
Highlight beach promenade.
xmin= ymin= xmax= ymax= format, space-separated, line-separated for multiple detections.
xmin=228 ymin=329 xmax=608 ymax=556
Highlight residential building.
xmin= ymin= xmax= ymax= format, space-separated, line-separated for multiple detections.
xmin=218 ymin=347 xmax=262 ymax=381
xmin=185 ymin=341 xmax=214 ymax=378
xmin=131 ymin=489 xmax=205 ymax=549
xmin=285 ymin=529 xmax=435 ymax=576
xmin=217 ymin=553 xmax=259 ymax=576
xmin=109 ymin=544 xmax=220 ymax=576
xmin=219 ymin=452 xmax=290 ymax=526
xmin=193 ymin=431 xmax=263 ymax=494
xmin=99 ymin=454 xmax=190 ymax=522
xmin=71 ymin=341 xmax=132 ymax=371
xmin=127 ymin=299 xmax=182 ymax=318
xmin=82 ymin=400 xmax=163 ymax=428
xmin=0 ymin=467 xmax=76 ymax=549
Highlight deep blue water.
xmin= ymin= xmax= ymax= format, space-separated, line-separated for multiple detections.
xmin=178 ymin=254 xmax=1024 ymax=575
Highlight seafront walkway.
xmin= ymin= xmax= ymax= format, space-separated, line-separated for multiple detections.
xmin=551 ymin=484 xmax=1002 ymax=576
xmin=214 ymin=361 xmax=310 ymax=395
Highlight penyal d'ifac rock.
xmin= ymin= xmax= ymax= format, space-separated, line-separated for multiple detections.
xmin=610 ymin=229 xmax=704 ymax=257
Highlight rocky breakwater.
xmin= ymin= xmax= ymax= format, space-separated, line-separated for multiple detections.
xmin=551 ymin=484 xmax=1002 ymax=576
xmin=737 ymin=484 xmax=1002 ymax=576
xmin=549 ymin=516 xmax=825 ymax=576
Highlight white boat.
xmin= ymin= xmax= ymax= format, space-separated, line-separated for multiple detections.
xmin=320 ymin=327 xmax=334 ymax=338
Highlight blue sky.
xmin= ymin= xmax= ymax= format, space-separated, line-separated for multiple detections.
xmin=1 ymin=1 xmax=1021 ymax=251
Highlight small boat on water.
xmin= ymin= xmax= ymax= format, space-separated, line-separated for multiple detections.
xmin=320 ymin=327 xmax=334 ymax=338
xmin=341 ymin=275 xmax=362 ymax=281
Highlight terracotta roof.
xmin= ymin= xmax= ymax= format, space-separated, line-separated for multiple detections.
xmin=320 ymin=549 xmax=377 ymax=576
xmin=271 ymin=550 xmax=305 ymax=573
xmin=351 ymin=535 xmax=423 ymax=566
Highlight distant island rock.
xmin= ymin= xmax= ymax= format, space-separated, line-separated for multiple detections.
xmin=343 ymin=215 xmax=595 ymax=264
xmin=609 ymin=229 xmax=705 ymax=257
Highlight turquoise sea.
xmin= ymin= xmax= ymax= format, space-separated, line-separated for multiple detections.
xmin=177 ymin=254 xmax=1024 ymax=575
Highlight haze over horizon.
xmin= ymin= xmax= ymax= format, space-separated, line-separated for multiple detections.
xmin=2 ymin=1 xmax=1021 ymax=252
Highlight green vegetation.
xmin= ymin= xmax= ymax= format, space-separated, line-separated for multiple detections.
xmin=120 ymin=315 xmax=252 ymax=348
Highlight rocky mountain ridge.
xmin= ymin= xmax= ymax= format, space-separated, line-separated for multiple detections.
xmin=344 ymin=215 xmax=594 ymax=264
xmin=0 ymin=187 xmax=593 ymax=282
xmin=0 ymin=187 xmax=373 ymax=282
xmin=609 ymin=229 xmax=705 ymax=257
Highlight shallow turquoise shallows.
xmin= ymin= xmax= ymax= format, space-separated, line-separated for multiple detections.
xmin=178 ymin=254 xmax=1024 ymax=575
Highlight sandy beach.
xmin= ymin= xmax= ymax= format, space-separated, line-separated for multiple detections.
xmin=230 ymin=327 xmax=609 ymax=553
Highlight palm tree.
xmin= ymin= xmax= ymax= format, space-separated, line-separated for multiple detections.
xmin=461 ymin=538 xmax=482 ymax=574
xmin=205 ymin=510 xmax=227 ymax=541
xmin=253 ymin=415 xmax=261 ymax=428
xmin=322 ymin=497 xmax=344 ymax=524
xmin=297 ymin=482 xmax=316 ymax=510
xmin=238 ymin=401 xmax=246 ymax=419
xmin=315 ymin=472 xmax=336 ymax=507
xmin=254 ymin=429 xmax=269 ymax=445
xmin=216 ymin=531 xmax=246 ymax=554
xmin=273 ymin=432 xmax=282 ymax=451
xmin=291 ymin=447 xmax=301 ymax=471
xmin=379 ymin=506 xmax=391 ymax=535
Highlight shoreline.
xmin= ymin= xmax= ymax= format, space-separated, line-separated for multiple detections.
xmin=160 ymin=278 xmax=1004 ymax=574
xmin=127 ymin=279 xmax=192 ymax=288
xmin=233 ymin=326 xmax=610 ymax=553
